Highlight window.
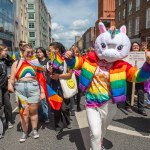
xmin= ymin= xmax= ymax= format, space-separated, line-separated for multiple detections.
xmin=29 ymin=41 xmax=36 ymax=47
xmin=146 ymin=8 xmax=150 ymax=28
xmin=128 ymin=20 xmax=132 ymax=37
xmin=28 ymin=13 xmax=34 ymax=19
xmin=135 ymin=17 xmax=139 ymax=35
xmin=118 ymin=12 xmax=121 ymax=22
xmin=29 ymin=32 xmax=35 ymax=37
xmin=29 ymin=22 xmax=35 ymax=28
xmin=119 ymin=0 xmax=121 ymax=6
xmin=136 ymin=0 xmax=140 ymax=11
xmin=28 ymin=4 xmax=34 ymax=9
xmin=128 ymin=1 xmax=132 ymax=15
xmin=123 ymin=8 xmax=126 ymax=19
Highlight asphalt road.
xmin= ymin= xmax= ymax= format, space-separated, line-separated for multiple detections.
xmin=1 ymin=94 xmax=150 ymax=150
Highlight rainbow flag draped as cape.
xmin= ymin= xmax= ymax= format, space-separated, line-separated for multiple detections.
xmin=30 ymin=58 xmax=63 ymax=110
xmin=18 ymin=96 xmax=27 ymax=117
xmin=52 ymin=52 xmax=64 ymax=69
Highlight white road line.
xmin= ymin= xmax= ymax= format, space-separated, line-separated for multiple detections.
xmin=75 ymin=110 xmax=150 ymax=150
xmin=107 ymin=125 xmax=150 ymax=139
xmin=12 ymin=106 xmax=18 ymax=113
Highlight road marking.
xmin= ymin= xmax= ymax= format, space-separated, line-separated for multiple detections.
xmin=12 ymin=107 xmax=18 ymax=113
xmin=75 ymin=109 xmax=150 ymax=150
xmin=107 ymin=125 xmax=150 ymax=139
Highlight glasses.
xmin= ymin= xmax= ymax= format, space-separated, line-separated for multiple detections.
xmin=26 ymin=51 xmax=34 ymax=56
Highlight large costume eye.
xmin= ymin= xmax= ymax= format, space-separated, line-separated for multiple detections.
xmin=101 ymin=43 xmax=106 ymax=49
xmin=117 ymin=45 xmax=123 ymax=51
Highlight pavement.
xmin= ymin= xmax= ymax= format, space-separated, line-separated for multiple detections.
xmin=0 ymin=94 xmax=150 ymax=150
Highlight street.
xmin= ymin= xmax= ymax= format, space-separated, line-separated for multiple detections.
xmin=0 ymin=94 xmax=150 ymax=150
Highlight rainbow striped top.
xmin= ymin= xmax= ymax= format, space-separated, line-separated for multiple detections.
xmin=16 ymin=61 xmax=36 ymax=80
xmin=66 ymin=51 xmax=150 ymax=107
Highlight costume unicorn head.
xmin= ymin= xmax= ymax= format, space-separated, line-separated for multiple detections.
xmin=95 ymin=22 xmax=131 ymax=62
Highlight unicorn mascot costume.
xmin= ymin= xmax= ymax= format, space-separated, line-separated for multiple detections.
xmin=65 ymin=22 xmax=150 ymax=150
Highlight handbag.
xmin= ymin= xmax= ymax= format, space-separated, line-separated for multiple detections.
xmin=59 ymin=61 xmax=78 ymax=99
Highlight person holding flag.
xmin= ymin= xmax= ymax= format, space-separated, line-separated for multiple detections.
xmin=8 ymin=44 xmax=45 ymax=142
xmin=47 ymin=42 xmax=73 ymax=135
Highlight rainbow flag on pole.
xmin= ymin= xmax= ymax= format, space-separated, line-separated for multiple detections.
xmin=52 ymin=52 xmax=64 ymax=69
xmin=18 ymin=96 xmax=27 ymax=117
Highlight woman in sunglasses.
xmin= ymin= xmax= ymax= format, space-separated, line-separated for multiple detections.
xmin=8 ymin=44 xmax=45 ymax=142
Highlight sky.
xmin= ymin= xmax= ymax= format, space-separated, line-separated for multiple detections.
xmin=44 ymin=0 xmax=98 ymax=49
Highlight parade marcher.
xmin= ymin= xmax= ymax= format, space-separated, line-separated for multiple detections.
xmin=8 ymin=44 xmax=45 ymax=142
xmin=65 ymin=23 xmax=150 ymax=150
xmin=0 ymin=44 xmax=13 ymax=130
xmin=12 ymin=41 xmax=27 ymax=61
xmin=47 ymin=42 xmax=72 ymax=135
xmin=70 ymin=46 xmax=82 ymax=113
xmin=36 ymin=47 xmax=50 ymax=123
xmin=125 ymin=42 xmax=147 ymax=116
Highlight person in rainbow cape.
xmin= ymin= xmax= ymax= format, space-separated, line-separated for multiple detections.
xmin=8 ymin=44 xmax=63 ymax=142
xmin=65 ymin=22 xmax=150 ymax=150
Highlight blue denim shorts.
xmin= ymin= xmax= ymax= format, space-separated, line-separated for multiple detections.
xmin=15 ymin=80 xmax=40 ymax=104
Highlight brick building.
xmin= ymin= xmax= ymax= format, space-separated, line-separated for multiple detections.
xmin=95 ymin=0 xmax=115 ymax=38
xmin=115 ymin=0 xmax=150 ymax=44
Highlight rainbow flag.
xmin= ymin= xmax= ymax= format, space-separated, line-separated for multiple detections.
xmin=18 ymin=96 xmax=27 ymax=117
xmin=52 ymin=52 xmax=64 ymax=69
xmin=46 ymin=84 xmax=63 ymax=110
xmin=36 ymin=70 xmax=63 ymax=110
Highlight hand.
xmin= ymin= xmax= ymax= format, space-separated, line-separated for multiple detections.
xmin=146 ymin=53 xmax=150 ymax=64
xmin=50 ymin=73 xmax=59 ymax=80
xmin=8 ymin=83 xmax=15 ymax=93
xmin=64 ymin=51 xmax=73 ymax=59
xmin=40 ymin=92 xmax=45 ymax=100
xmin=48 ymin=65 xmax=53 ymax=75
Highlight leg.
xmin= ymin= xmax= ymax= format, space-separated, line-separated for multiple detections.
xmin=29 ymin=103 xmax=39 ymax=130
xmin=62 ymin=99 xmax=71 ymax=126
xmin=125 ymin=82 xmax=132 ymax=107
xmin=40 ymin=99 xmax=49 ymax=122
xmin=70 ymin=97 xmax=75 ymax=116
xmin=2 ymin=88 xmax=13 ymax=124
xmin=136 ymin=83 xmax=147 ymax=116
xmin=101 ymin=101 xmax=117 ymax=139
xmin=86 ymin=107 xmax=102 ymax=150
xmin=20 ymin=104 xmax=29 ymax=133
xmin=53 ymin=109 xmax=63 ymax=130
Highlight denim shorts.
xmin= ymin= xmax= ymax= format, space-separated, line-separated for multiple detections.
xmin=15 ymin=80 xmax=40 ymax=104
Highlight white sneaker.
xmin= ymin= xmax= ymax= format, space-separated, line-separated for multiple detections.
xmin=19 ymin=132 xmax=27 ymax=143
xmin=8 ymin=122 xmax=13 ymax=129
xmin=32 ymin=129 xmax=39 ymax=139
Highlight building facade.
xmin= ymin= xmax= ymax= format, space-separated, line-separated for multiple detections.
xmin=27 ymin=0 xmax=52 ymax=49
xmin=95 ymin=0 xmax=115 ymax=38
xmin=115 ymin=0 xmax=150 ymax=43
xmin=14 ymin=0 xmax=28 ymax=49
xmin=0 ymin=0 xmax=14 ymax=51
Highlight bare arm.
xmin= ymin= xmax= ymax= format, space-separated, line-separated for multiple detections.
xmin=8 ymin=61 xmax=17 ymax=92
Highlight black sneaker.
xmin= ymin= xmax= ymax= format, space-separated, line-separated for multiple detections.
xmin=71 ymin=110 xmax=75 ymax=116
xmin=56 ymin=129 xmax=63 ymax=136
xmin=77 ymin=106 xmax=82 ymax=112
xmin=67 ymin=123 xmax=72 ymax=129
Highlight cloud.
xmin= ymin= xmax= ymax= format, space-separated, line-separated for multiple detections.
xmin=71 ymin=19 xmax=90 ymax=31
xmin=52 ymin=22 xmax=64 ymax=32
xmin=44 ymin=0 xmax=97 ymax=48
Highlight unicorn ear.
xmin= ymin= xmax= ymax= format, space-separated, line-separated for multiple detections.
xmin=98 ymin=22 xmax=107 ymax=33
xmin=120 ymin=25 xmax=127 ymax=34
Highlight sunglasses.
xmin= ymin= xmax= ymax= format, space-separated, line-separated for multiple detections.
xmin=26 ymin=51 xmax=34 ymax=56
